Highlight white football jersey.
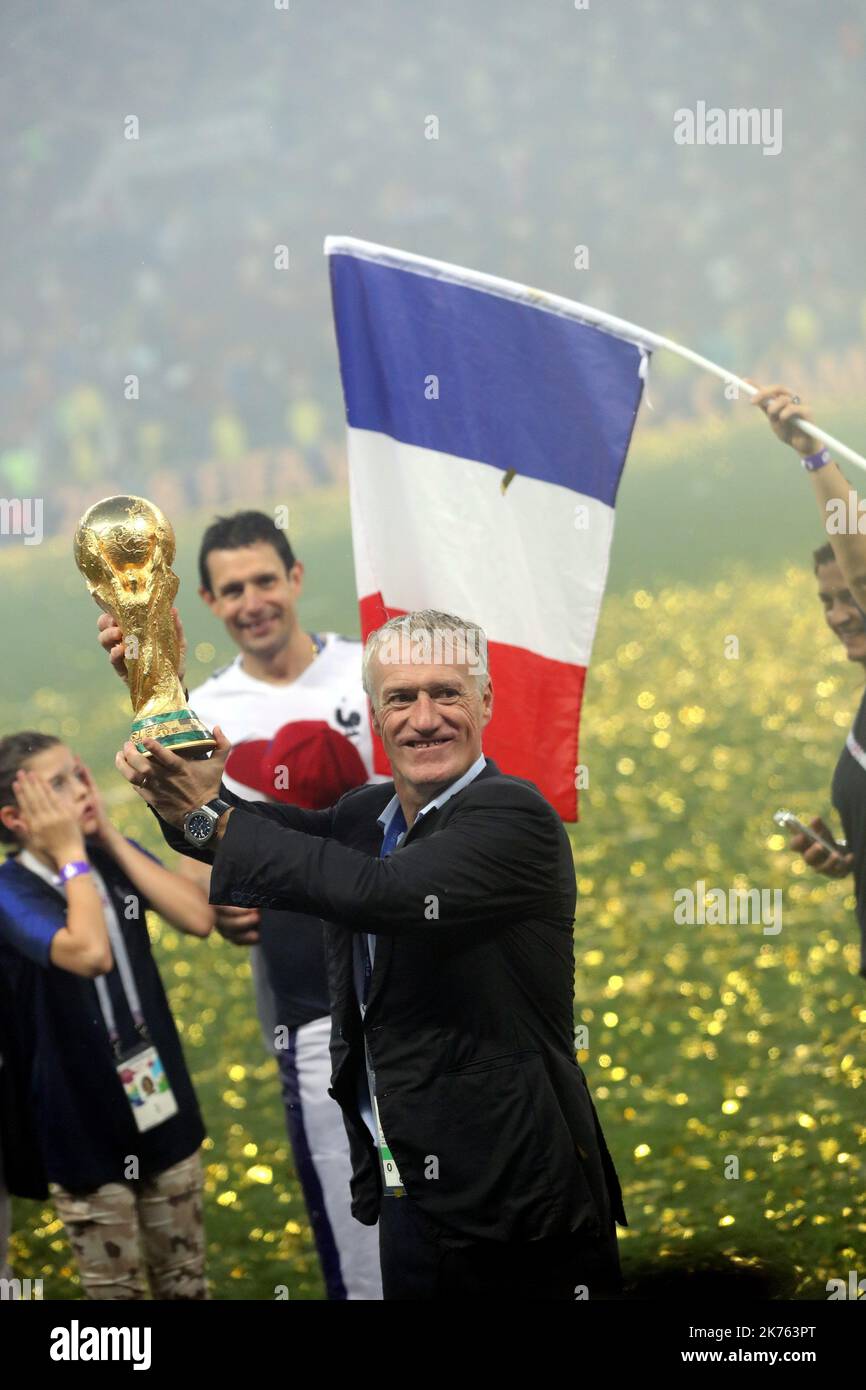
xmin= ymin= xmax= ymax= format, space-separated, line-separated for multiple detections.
xmin=188 ymin=632 xmax=382 ymax=801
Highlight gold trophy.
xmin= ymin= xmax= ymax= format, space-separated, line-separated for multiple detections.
xmin=74 ymin=495 xmax=215 ymax=757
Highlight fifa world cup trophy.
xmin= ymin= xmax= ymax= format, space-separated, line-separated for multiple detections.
xmin=73 ymin=495 xmax=215 ymax=757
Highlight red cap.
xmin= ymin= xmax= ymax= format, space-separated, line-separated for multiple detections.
xmin=225 ymin=720 xmax=368 ymax=809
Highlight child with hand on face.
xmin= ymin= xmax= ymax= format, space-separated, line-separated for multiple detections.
xmin=0 ymin=731 xmax=214 ymax=1300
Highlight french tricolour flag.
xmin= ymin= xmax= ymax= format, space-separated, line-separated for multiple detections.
xmin=326 ymin=237 xmax=647 ymax=820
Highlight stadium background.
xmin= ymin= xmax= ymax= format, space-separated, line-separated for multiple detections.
xmin=2 ymin=0 xmax=866 ymax=1297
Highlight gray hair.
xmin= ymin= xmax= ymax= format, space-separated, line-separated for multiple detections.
xmin=361 ymin=609 xmax=489 ymax=709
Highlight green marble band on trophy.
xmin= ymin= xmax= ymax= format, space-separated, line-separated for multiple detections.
xmin=130 ymin=708 xmax=214 ymax=753
xmin=74 ymin=495 xmax=216 ymax=758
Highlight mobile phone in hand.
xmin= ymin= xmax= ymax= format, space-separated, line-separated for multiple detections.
xmin=773 ymin=809 xmax=845 ymax=857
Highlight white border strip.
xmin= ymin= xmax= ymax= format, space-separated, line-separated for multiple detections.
xmin=324 ymin=235 xmax=866 ymax=474
xmin=325 ymin=234 xmax=651 ymax=353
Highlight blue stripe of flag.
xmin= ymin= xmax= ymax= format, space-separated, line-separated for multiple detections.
xmin=329 ymin=252 xmax=645 ymax=507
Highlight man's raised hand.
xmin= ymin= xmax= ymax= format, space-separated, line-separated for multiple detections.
xmin=115 ymin=725 xmax=232 ymax=827
xmin=750 ymin=383 xmax=819 ymax=458
xmin=97 ymin=606 xmax=188 ymax=685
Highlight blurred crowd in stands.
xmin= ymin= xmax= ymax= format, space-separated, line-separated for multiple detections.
xmin=1 ymin=0 xmax=864 ymax=537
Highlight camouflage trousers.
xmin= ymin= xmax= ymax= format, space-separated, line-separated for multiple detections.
xmin=50 ymin=1150 xmax=207 ymax=1300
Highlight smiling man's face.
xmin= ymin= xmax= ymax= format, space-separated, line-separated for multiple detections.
xmin=817 ymin=559 xmax=866 ymax=664
xmin=200 ymin=541 xmax=302 ymax=661
xmin=369 ymin=655 xmax=493 ymax=806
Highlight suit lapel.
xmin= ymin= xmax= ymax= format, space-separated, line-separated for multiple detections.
xmin=341 ymin=762 xmax=501 ymax=1017
xmin=327 ymin=792 xmax=391 ymax=1017
xmin=364 ymin=802 xmax=444 ymax=1016
xmin=363 ymin=809 xmax=401 ymax=1017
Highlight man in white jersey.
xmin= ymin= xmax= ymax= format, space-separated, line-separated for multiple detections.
xmin=98 ymin=510 xmax=382 ymax=1300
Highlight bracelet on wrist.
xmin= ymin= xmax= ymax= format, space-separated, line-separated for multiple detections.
xmin=56 ymin=859 xmax=91 ymax=885
xmin=801 ymin=447 xmax=832 ymax=472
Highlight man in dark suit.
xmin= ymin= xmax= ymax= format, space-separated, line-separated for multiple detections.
xmin=116 ymin=609 xmax=626 ymax=1299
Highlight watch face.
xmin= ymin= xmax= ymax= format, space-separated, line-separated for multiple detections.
xmin=187 ymin=811 xmax=213 ymax=841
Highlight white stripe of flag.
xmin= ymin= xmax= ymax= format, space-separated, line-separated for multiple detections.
xmin=327 ymin=237 xmax=647 ymax=819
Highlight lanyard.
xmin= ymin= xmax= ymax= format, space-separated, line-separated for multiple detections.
xmin=359 ymin=814 xmax=407 ymax=1010
xmin=846 ymin=728 xmax=866 ymax=773
xmin=92 ymin=872 xmax=149 ymax=1053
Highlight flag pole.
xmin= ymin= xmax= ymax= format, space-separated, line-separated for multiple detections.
xmin=325 ymin=236 xmax=866 ymax=476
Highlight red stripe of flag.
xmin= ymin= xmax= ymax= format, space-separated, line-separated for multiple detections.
xmin=358 ymin=592 xmax=584 ymax=819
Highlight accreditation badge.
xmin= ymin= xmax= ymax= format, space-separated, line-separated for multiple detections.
xmin=372 ymin=1095 xmax=405 ymax=1195
xmin=117 ymin=1045 xmax=179 ymax=1132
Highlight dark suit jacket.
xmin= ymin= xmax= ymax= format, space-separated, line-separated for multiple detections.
xmin=157 ymin=759 xmax=626 ymax=1244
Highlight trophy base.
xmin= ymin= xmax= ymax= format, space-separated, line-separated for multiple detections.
xmin=132 ymin=708 xmax=216 ymax=759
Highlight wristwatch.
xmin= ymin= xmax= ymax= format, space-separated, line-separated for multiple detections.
xmin=183 ymin=798 xmax=232 ymax=848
